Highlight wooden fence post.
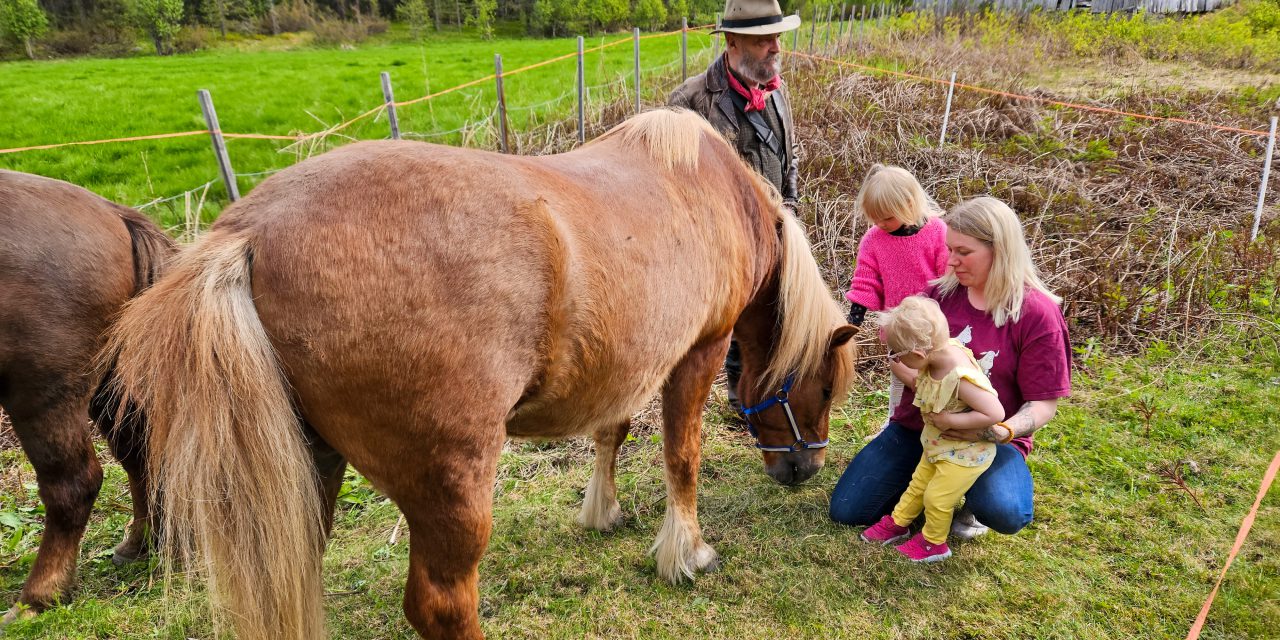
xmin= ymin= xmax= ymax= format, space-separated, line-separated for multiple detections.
xmin=196 ymin=89 xmax=239 ymax=202
xmin=380 ymin=72 xmax=400 ymax=140
xmin=494 ymin=54 xmax=509 ymax=153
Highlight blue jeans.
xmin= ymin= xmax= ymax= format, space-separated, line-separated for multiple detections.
xmin=829 ymin=422 xmax=1035 ymax=534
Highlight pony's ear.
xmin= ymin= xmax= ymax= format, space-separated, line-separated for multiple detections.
xmin=828 ymin=324 xmax=858 ymax=351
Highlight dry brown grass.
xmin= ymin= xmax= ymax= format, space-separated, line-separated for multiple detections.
xmin=511 ymin=23 xmax=1279 ymax=356
xmin=0 ymin=410 xmax=15 ymax=450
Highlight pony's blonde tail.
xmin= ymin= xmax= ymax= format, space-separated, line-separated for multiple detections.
xmin=101 ymin=232 xmax=324 ymax=640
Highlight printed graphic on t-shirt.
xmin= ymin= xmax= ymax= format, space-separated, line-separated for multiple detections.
xmin=955 ymin=325 xmax=999 ymax=377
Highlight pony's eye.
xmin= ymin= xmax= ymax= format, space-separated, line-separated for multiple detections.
xmin=822 ymin=388 xmax=833 ymax=402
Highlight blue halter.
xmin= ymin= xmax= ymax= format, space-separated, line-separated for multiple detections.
xmin=739 ymin=374 xmax=829 ymax=453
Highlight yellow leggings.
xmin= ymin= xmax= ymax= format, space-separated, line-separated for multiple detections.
xmin=891 ymin=454 xmax=993 ymax=544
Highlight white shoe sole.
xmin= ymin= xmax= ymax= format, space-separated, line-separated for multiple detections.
xmin=907 ymin=548 xmax=952 ymax=563
xmin=861 ymin=532 xmax=909 ymax=546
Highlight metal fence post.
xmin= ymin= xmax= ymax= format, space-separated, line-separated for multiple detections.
xmin=1252 ymin=116 xmax=1278 ymax=242
xmin=808 ymin=9 xmax=817 ymax=53
xmin=577 ymin=36 xmax=585 ymax=145
xmin=494 ymin=54 xmax=509 ymax=153
xmin=196 ymin=89 xmax=239 ymax=202
xmin=823 ymin=4 xmax=833 ymax=52
xmin=681 ymin=18 xmax=688 ymax=81
xmin=380 ymin=72 xmax=400 ymax=140
xmin=939 ymin=71 xmax=957 ymax=147
xmin=633 ymin=27 xmax=642 ymax=115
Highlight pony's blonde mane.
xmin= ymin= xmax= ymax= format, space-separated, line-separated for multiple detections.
xmin=591 ymin=108 xmax=721 ymax=172
xmin=762 ymin=209 xmax=853 ymax=397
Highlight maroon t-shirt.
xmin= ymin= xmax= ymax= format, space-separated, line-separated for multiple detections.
xmin=891 ymin=286 xmax=1072 ymax=457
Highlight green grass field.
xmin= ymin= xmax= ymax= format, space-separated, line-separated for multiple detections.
xmin=2 ymin=338 xmax=1277 ymax=639
xmin=0 ymin=27 xmax=717 ymax=226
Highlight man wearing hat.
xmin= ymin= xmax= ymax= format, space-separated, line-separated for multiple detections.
xmin=669 ymin=0 xmax=802 ymax=414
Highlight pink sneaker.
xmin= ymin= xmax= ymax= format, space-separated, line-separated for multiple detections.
xmin=860 ymin=515 xmax=910 ymax=545
xmin=895 ymin=532 xmax=952 ymax=563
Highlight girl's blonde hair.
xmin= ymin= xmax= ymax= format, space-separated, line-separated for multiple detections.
xmin=881 ymin=296 xmax=950 ymax=354
xmin=857 ymin=164 xmax=940 ymax=228
xmin=933 ymin=197 xmax=1061 ymax=327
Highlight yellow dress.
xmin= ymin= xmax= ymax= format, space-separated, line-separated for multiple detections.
xmin=914 ymin=340 xmax=999 ymax=467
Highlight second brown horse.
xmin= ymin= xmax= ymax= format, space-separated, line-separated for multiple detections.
xmin=103 ymin=109 xmax=857 ymax=639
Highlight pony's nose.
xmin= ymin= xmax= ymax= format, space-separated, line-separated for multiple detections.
xmin=766 ymin=452 xmax=824 ymax=486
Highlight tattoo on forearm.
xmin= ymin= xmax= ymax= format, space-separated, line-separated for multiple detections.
xmin=1011 ymin=402 xmax=1036 ymax=436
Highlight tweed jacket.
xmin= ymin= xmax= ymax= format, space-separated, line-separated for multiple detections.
xmin=667 ymin=54 xmax=800 ymax=205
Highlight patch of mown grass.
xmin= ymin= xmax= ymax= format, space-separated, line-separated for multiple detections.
xmin=3 ymin=331 xmax=1277 ymax=639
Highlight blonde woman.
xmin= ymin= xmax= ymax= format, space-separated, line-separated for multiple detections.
xmin=843 ymin=164 xmax=948 ymax=432
xmin=831 ymin=197 xmax=1071 ymax=541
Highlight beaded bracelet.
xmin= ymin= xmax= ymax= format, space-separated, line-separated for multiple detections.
xmin=993 ymin=421 xmax=1016 ymax=444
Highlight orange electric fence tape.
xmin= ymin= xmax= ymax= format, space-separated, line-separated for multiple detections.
xmin=0 ymin=25 xmax=717 ymax=157
xmin=1185 ymin=449 xmax=1280 ymax=640
xmin=788 ymin=50 xmax=1272 ymax=138
xmin=0 ymin=130 xmax=211 ymax=154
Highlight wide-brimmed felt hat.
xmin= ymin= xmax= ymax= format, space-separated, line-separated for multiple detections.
xmin=713 ymin=0 xmax=802 ymax=35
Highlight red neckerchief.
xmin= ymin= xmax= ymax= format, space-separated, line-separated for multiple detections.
xmin=725 ymin=64 xmax=781 ymax=113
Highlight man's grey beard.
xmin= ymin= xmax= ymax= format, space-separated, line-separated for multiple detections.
xmin=739 ymin=53 xmax=781 ymax=85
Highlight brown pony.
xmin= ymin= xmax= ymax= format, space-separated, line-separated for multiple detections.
xmin=0 ymin=170 xmax=173 ymax=625
xmin=102 ymin=109 xmax=857 ymax=639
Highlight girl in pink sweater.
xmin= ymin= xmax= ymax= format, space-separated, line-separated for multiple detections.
xmin=844 ymin=165 xmax=949 ymax=432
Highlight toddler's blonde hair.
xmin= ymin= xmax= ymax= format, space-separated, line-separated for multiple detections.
xmin=857 ymin=164 xmax=940 ymax=228
xmin=881 ymin=296 xmax=950 ymax=354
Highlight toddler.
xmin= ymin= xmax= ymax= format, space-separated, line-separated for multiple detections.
xmin=859 ymin=296 xmax=1008 ymax=562
xmin=844 ymin=165 xmax=948 ymax=435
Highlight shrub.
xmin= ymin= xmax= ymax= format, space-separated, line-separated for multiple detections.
xmin=271 ymin=0 xmax=316 ymax=33
xmin=38 ymin=24 xmax=136 ymax=57
xmin=172 ymin=24 xmax=212 ymax=52
xmin=312 ymin=18 xmax=365 ymax=45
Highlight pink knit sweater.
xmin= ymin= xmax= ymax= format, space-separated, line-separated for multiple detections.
xmin=844 ymin=217 xmax=950 ymax=311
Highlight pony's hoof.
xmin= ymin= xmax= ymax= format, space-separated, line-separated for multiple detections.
xmin=111 ymin=533 xmax=153 ymax=565
xmin=691 ymin=543 xmax=720 ymax=574
xmin=111 ymin=550 xmax=147 ymax=566
xmin=576 ymin=501 xmax=624 ymax=532
xmin=1 ymin=604 xmax=36 ymax=627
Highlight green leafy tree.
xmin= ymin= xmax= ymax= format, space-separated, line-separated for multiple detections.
xmin=578 ymin=0 xmax=626 ymax=32
xmin=632 ymin=0 xmax=665 ymax=31
xmin=468 ymin=0 xmax=496 ymax=38
xmin=398 ymin=0 xmax=431 ymax=38
xmin=667 ymin=0 xmax=689 ymax=27
xmin=130 ymin=0 xmax=185 ymax=55
xmin=0 ymin=0 xmax=49 ymax=59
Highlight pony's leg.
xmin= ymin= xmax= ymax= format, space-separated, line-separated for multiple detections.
xmin=93 ymin=408 xmax=153 ymax=565
xmin=304 ymin=424 xmax=348 ymax=541
xmin=396 ymin=425 xmax=503 ymax=640
xmin=651 ymin=337 xmax=729 ymax=584
xmin=4 ymin=399 xmax=102 ymax=622
xmin=576 ymin=418 xmax=630 ymax=531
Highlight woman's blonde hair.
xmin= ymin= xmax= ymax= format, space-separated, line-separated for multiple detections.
xmin=933 ymin=197 xmax=1061 ymax=327
xmin=857 ymin=164 xmax=940 ymax=228
xmin=881 ymin=296 xmax=950 ymax=354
